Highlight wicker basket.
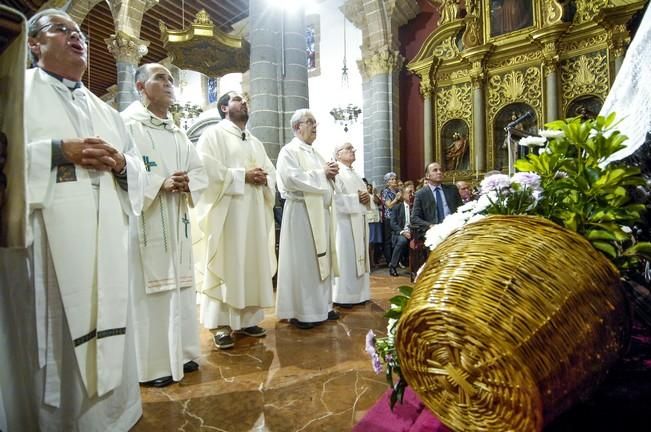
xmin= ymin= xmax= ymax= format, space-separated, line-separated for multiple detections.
xmin=395 ymin=215 xmax=630 ymax=432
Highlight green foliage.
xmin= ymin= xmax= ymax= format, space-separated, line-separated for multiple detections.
xmin=518 ymin=114 xmax=651 ymax=273
xmin=374 ymin=285 xmax=412 ymax=410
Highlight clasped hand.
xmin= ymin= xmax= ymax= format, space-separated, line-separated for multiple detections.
xmin=324 ymin=161 xmax=339 ymax=180
xmin=245 ymin=167 xmax=268 ymax=186
xmin=358 ymin=190 xmax=370 ymax=205
xmin=62 ymin=137 xmax=125 ymax=173
xmin=163 ymin=171 xmax=190 ymax=193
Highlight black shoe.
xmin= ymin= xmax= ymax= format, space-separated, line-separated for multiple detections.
xmin=389 ymin=266 xmax=399 ymax=277
xmin=290 ymin=318 xmax=315 ymax=329
xmin=183 ymin=361 xmax=199 ymax=373
xmin=334 ymin=302 xmax=354 ymax=309
xmin=143 ymin=376 xmax=174 ymax=387
xmin=328 ymin=310 xmax=340 ymax=320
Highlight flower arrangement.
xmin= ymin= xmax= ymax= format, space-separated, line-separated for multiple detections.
xmin=366 ymin=113 xmax=651 ymax=409
xmin=365 ymin=285 xmax=412 ymax=409
xmin=427 ymin=113 xmax=651 ymax=274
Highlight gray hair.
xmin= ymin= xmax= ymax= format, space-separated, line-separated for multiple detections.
xmin=383 ymin=172 xmax=397 ymax=183
xmin=27 ymin=8 xmax=73 ymax=66
xmin=134 ymin=64 xmax=153 ymax=85
xmin=333 ymin=142 xmax=350 ymax=160
xmin=290 ymin=109 xmax=313 ymax=130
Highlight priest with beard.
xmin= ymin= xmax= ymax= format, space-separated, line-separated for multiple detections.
xmin=121 ymin=63 xmax=208 ymax=386
xmin=193 ymin=92 xmax=277 ymax=349
xmin=23 ymin=8 xmax=145 ymax=430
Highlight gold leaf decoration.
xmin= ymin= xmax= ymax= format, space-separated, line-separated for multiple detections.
xmin=436 ymin=83 xmax=472 ymax=125
xmin=575 ymin=0 xmax=609 ymax=24
xmin=560 ymin=52 xmax=609 ymax=111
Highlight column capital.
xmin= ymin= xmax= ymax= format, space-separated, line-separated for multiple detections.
xmin=360 ymin=46 xmax=403 ymax=78
xmin=419 ymin=76 xmax=433 ymax=97
xmin=105 ymin=31 xmax=150 ymax=64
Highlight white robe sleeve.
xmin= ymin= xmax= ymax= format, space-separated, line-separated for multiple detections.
xmin=27 ymin=139 xmax=56 ymax=210
xmin=184 ymin=134 xmax=208 ymax=208
xmin=276 ymin=146 xmax=329 ymax=194
xmin=120 ymin=124 xmax=146 ymax=216
xmin=196 ymin=127 xmax=243 ymax=196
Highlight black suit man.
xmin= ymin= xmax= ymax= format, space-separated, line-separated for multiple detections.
xmin=388 ymin=184 xmax=414 ymax=276
xmin=412 ymin=162 xmax=463 ymax=239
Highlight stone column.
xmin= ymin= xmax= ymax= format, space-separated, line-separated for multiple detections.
xmin=544 ymin=62 xmax=559 ymax=121
xmin=248 ymin=0 xmax=308 ymax=161
xmin=471 ymin=81 xmax=486 ymax=173
xmin=105 ymin=32 xmax=149 ymax=111
xmin=360 ymin=46 xmax=403 ymax=186
xmin=420 ymin=79 xmax=433 ymax=167
xmin=360 ymin=67 xmax=374 ymax=184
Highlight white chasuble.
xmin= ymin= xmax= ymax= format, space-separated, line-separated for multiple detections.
xmin=121 ymin=101 xmax=207 ymax=382
xmin=122 ymin=101 xmax=207 ymax=294
xmin=275 ymin=138 xmax=338 ymax=323
xmin=193 ymin=119 xmax=276 ymax=328
xmin=25 ymin=68 xmax=144 ymax=430
xmin=333 ymin=163 xmax=370 ymax=304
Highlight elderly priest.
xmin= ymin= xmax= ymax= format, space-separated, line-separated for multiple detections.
xmin=24 ymin=8 xmax=145 ymax=431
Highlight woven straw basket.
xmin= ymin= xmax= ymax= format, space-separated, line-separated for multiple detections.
xmin=396 ymin=215 xmax=630 ymax=432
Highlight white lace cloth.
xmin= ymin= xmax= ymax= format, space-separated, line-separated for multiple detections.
xmin=601 ymin=6 xmax=651 ymax=163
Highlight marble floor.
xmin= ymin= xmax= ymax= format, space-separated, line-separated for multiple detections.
xmin=132 ymin=269 xmax=412 ymax=432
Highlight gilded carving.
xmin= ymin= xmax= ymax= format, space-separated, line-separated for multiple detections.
xmin=462 ymin=16 xmax=482 ymax=48
xmin=575 ymin=0 xmax=609 ymax=24
xmin=558 ymin=33 xmax=608 ymax=53
xmin=487 ymin=67 xmax=542 ymax=119
xmin=543 ymin=0 xmax=564 ymax=26
xmin=105 ymin=31 xmax=149 ymax=64
xmin=420 ymin=77 xmax=434 ymax=97
xmin=560 ymin=52 xmax=609 ymax=109
xmin=436 ymin=83 xmax=472 ymax=125
xmin=432 ymin=37 xmax=459 ymax=60
xmin=436 ymin=0 xmax=461 ymax=26
xmin=194 ymin=9 xmax=213 ymax=25
xmin=487 ymin=51 xmax=543 ymax=70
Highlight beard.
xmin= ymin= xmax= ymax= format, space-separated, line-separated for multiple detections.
xmin=230 ymin=109 xmax=249 ymax=123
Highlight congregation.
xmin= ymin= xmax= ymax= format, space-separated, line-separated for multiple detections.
xmin=12 ymin=7 xmax=474 ymax=431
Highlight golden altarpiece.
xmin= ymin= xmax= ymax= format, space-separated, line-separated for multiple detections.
xmin=407 ymin=0 xmax=647 ymax=180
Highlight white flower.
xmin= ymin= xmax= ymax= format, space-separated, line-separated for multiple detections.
xmin=538 ymin=129 xmax=565 ymax=139
xmin=519 ymin=136 xmax=548 ymax=147
xmin=475 ymin=190 xmax=498 ymax=213
xmin=457 ymin=200 xmax=478 ymax=214
xmin=621 ymin=225 xmax=632 ymax=234
xmin=467 ymin=214 xmax=486 ymax=225
xmin=424 ymin=211 xmax=468 ymax=250
xmin=480 ymin=174 xmax=510 ymax=194
xmin=511 ymin=172 xmax=541 ymax=190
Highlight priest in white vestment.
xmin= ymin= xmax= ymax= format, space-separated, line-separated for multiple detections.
xmin=332 ymin=142 xmax=371 ymax=307
xmin=24 ymin=9 xmax=144 ymax=431
xmin=276 ymin=109 xmax=341 ymax=329
xmin=122 ymin=63 xmax=207 ymax=386
xmin=194 ymin=92 xmax=276 ymax=349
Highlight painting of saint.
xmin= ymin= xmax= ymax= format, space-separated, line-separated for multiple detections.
xmin=442 ymin=119 xmax=470 ymax=171
xmin=490 ymin=0 xmax=533 ymax=37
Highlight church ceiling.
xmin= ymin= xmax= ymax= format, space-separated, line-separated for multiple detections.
xmin=8 ymin=0 xmax=249 ymax=96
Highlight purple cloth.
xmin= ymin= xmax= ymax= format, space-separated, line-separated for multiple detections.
xmin=353 ymin=388 xmax=450 ymax=432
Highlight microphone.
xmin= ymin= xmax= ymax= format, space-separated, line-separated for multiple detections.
xmin=505 ymin=111 xmax=533 ymax=130
xmin=242 ymin=132 xmax=246 ymax=141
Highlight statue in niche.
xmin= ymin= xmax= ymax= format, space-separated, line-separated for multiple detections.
xmin=438 ymin=0 xmax=461 ymax=25
xmin=447 ymin=132 xmax=469 ymax=171
xmin=490 ymin=0 xmax=533 ymax=37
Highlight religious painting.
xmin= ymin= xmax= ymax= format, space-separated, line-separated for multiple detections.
xmin=442 ymin=119 xmax=470 ymax=171
xmin=494 ymin=103 xmax=537 ymax=171
xmin=490 ymin=0 xmax=533 ymax=37
xmin=566 ymin=95 xmax=602 ymax=122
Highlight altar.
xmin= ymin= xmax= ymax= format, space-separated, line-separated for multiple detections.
xmin=408 ymin=0 xmax=646 ymax=181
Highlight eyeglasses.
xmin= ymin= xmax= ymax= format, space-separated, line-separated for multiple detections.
xmin=300 ymin=119 xmax=317 ymax=126
xmin=36 ymin=23 xmax=87 ymax=44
